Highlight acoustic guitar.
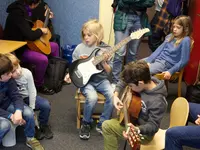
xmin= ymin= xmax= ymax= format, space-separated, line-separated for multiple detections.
xmin=69 ymin=28 xmax=150 ymax=88
xmin=118 ymin=86 xmax=144 ymax=150
xmin=27 ymin=6 xmax=52 ymax=55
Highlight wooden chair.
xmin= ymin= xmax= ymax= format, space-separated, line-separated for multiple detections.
xmin=75 ymin=89 xmax=106 ymax=129
xmin=154 ymin=40 xmax=194 ymax=97
xmin=140 ymin=97 xmax=189 ymax=150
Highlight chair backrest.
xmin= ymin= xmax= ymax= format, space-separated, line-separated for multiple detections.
xmin=169 ymin=97 xmax=189 ymax=128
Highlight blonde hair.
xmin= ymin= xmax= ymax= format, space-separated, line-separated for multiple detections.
xmin=81 ymin=19 xmax=104 ymax=45
xmin=5 ymin=53 xmax=20 ymax=68
xmin=169 ymin=15 xmax=193 ymax=46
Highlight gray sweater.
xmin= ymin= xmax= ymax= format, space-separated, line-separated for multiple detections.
xmin=15 ymin=68 xmax=36 ymax=109
xmin=116 ymin=77 xmax=168 ymax=136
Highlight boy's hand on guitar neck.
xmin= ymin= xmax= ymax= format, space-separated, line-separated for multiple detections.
xmin=123 ymin=123 xmax=142 ymax=148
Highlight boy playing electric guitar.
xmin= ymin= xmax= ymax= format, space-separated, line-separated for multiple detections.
xmin=102 ymin=60 xmax=168 ymax=150
xmin=64 ymin=19 xmax=113 ymax=140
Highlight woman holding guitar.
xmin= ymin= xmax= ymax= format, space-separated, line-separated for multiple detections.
xmin=102 ymin=60 xmax=168 ymax=150
xmin=4 ymin=0 xmax=59 ymax=95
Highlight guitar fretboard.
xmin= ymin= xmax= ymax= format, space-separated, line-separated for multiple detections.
xmin=92 ymin=36 xmax=132 ymax=65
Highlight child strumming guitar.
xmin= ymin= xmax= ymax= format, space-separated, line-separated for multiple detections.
xmin=64 ymin=19 xmax=113 ymax=140
xmin=102 ymin=60 xmax=168 ymax=150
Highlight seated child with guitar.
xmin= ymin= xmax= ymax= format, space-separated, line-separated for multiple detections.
xmin=102 ymin=60 xmax=168 ymax=150
xmin=64 ymin=19 xmax=114 ymax=140
xmin=6 ymin=53 xmax=53 ymax=140
xmin=3 ymin=0 xmax=59 ymax=95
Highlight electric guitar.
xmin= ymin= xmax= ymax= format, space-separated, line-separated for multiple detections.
xmin=27 ymin=6 xmax=52 ymax=54
xmin=69 ymin=28 xmax=150 ymax=88
xmin=118 ymin=86 xmax=144 ymax=150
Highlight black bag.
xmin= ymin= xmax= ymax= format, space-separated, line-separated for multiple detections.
xmin=44 ymin=56 xmax=68 ymax=93
xmin=185 ymin=84 xmax=200 ymax=103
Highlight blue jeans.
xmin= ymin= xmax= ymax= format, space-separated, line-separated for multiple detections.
xmin=112 ymin=14 xmax=142 ymax=84
xmin=147 ymin=59 xmax=173 ymax=75
xmin=0 ymin=117 xmax=11 ymax=143
xmin=0 ymin=104 xmax=35 ymax=142
xmin=24 ymin=96 xmax=51 ymax=125
xmin=165 ymin=103 xmax=200 ymax=150
xmin=80 ymin=79 xmax=113 ymax=124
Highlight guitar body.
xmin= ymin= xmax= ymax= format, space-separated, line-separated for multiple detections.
xmin=27 ymin=20 xmax=52 ymax=55
xmin=69 ymin=48 xmax=103 ymax=87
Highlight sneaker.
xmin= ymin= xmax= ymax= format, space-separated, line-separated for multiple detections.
xmin=26 ymin=138 xmax=44 ymax=150
xmin=37 ymin=86 xmax=55 ymax=95
xmin=79 ymin=123 xmax=90 ymax=140
xmin=35 ymin=127 xmax=44 ymax=140
xmin=96 ymin=123 xmax=103 ymax=134
xmin=40 ymin=124 xmax=53 ymax=139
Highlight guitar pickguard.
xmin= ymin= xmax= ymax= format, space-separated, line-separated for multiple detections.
xmin=77 ymin=57 xmax=102 ymax=84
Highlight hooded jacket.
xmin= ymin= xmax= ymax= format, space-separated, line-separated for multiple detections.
xmin=3 ymin=0 xmax=43 ymax=57
xmin=116 ymin=77 xmax=168 ymax=136
xmin=0 ymin=79 xmax=24 ymax=118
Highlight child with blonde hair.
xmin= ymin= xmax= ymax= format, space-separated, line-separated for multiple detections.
xmin=145 ymin=15 xmax=193 ymax=79
xmin=6 ymin=53 xmax=53 ymax=140
xmin=64 ymin=19 xmax=113 ymax=140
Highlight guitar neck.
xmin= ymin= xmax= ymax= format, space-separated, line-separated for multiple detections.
xmin=93 ymin=36 xmax=132 ymax=65
xmin=43 ymin=9 xmax=50 ymax=28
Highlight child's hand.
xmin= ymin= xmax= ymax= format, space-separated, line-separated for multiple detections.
xmin=113 ymin=95 xmax=123 ymax=110
xmin=103 ymin=52 xmax=111 ymax=62
xmin=195 ymin=115 xmax=200 ymax=125
xmin=13 ymin=110 xmax=26 ymax=125
xmin=64 ymin=73 xmax=71 ymax=83
xmin=162 ymin=71 xmax=171 ymax=80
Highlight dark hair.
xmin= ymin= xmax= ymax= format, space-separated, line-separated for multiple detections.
xmin=24 ymin=0 xmax=41 ymax=5
xmin=120 ymin=60 xmax=151 ymax=85
xmin=0 ymin=54 xmax=13 ymax=77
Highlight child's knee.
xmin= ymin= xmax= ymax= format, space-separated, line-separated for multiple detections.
xmin=0 ymin=118 xmax=11 ymax=132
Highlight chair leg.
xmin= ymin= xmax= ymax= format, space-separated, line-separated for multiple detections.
xmin=177 ymin=77 xmax=182 ymax=97
xmin=77 ymin=99 xmax=81 ymax=129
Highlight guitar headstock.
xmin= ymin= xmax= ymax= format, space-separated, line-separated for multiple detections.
xmin=130 ymin=28 xmax=150 ymax=40
xmin=126 ymin=126 xmax=144 ymax=149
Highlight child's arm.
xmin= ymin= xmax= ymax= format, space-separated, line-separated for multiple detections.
xmin=167 ymin=37 xmax=191 ymax=75
xmin=146 ymin=34 xmax=170 ymax=63
xmin=26 ymin=69 xmax=36 ymax=110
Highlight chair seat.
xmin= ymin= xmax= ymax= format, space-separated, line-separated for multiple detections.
xmin=140 ymin=129 xmax=166 ymax=150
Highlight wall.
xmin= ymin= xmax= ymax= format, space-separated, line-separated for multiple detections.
xmin=47 ymin=0 xmax=99 ymax=47
xmin=0 ymin=0 xmax=15 ymax=27
xmin=0 ymin=0 xmax=99 ymax=47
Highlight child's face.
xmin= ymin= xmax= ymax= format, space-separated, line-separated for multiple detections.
xmin=173 ymin=23 xmax=183 ymax=38
xmin=128 ymin=82 xmax=144 ymax=93
xmin=83 ymin=29 xmax=98 ymax=47
xmin=0 ymin=72 xmax=12 ymax=82
xmin=11 ymin=65 xmax=22 ymax=79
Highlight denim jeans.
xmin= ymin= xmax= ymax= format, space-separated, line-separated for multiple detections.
xmin=24 ymin=96 xmax=51 ymax=125
xmin=0 ymin=117 xmax=11 ymax=143
xmin=80 ymin=79 xmax=113 ymax=124
xmin=0 ymin=104 xmax=35 ymax=141
xmin=165 ymin=103 xmax=200 ymax=150
xmin=112 ymin=14 xmax=142 ymax=84
xmin=148 ymin=59 xmax=173 ymax=75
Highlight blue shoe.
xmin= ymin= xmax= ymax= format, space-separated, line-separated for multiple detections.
xmin=96 ymin=123 xmax=102 ymax=134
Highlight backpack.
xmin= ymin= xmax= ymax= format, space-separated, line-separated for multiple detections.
xmin=185 ymin=84 xmax=200 ymax=104
xmin=44 ymin=56 xmax=68 ymax=93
